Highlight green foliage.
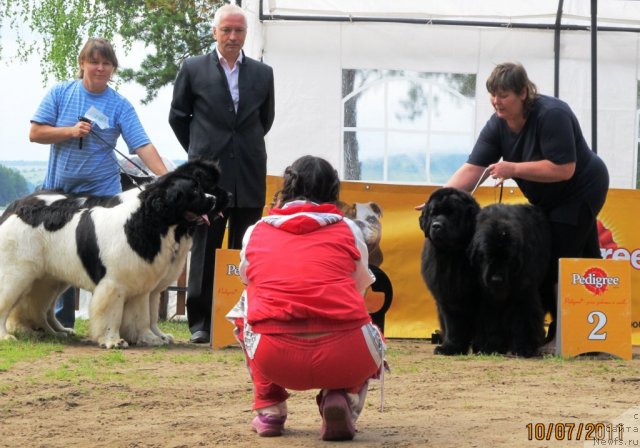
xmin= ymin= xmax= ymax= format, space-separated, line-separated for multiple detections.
xmin=2 ymin=0 xmax=223 ymax=102
xmin=0 ymin=163 xmax=31 ymax=206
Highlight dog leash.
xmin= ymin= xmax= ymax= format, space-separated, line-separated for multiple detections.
xmin=470 ymin=167 xmax=490 ymax=196
xmin=470 ymin=166 xmax=504 ymax=203
xmin=78 ymin=116 xmax=152 ymax=191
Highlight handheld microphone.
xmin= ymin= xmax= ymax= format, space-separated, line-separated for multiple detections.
xmin=78 ymin=116 xmax=92 ymax=149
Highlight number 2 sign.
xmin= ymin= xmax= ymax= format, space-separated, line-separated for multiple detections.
xmin=556 ymin=258 xmax=632 ymax=359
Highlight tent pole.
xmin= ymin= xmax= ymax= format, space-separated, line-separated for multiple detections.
xmin=554 ymin=0 xmax=564 ymax=98
xmin=592 ymin=0 xmax=598 ymax=153
xmin=259 ymin=8 xmax=639 ymax=34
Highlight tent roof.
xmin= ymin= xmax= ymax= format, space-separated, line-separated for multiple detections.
xmin=260 ymin=0 xmax=640 ymax=31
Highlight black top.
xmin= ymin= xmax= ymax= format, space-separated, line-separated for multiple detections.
xmin=468 ymin=95 xmax=609 ymax=225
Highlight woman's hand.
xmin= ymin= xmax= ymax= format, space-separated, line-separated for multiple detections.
xmin=489 ymin=159 xmax=575 ymax=183
xmin=487 ymin=161 xmax=516 ymax=185
xmin=72 ymin=119 xmax=92 ymax=139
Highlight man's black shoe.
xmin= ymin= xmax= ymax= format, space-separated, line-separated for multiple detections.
xmin=189 ymin=330 xmax=210 ymax=344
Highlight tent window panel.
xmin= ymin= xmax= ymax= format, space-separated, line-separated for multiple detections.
xmin=388 ymin=79 xmax=430 ymax=131
xmin=344 ymin=85 xmax=385 ymax=128
xmin=344 ymin=130 xmax=385 ymax=181
xmin=430 ymin=84 xmax=475 ymax=133
xmin=342 ymin=68 xmax=475 ymax=184
xmin=430 ymin=133 xmax=474 ymax=184
xmin=387 ymin=132 xmax=428 ymax=183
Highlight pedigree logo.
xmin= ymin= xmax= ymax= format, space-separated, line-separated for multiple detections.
xmin=226 ymin=264 xmax=240 ymax=276
xmin=571 ymin=267 xmax=620 ymax=295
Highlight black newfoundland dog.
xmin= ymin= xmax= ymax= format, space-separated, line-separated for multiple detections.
xmin=469 ymin=203 xmax=553 ymax=357
xmin=419 ymin=188 xmax=481 ymax=355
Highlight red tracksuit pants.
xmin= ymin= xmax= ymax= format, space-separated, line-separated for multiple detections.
xmin=237 ymin=322 xmax=382 ymax=410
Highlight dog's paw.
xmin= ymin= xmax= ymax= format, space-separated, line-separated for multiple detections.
xmin=434 ymin=343 xmax=469 ymax=356
xmin=511 ymin=345 xmax=541 ymax=358
xmin=160 ymin=333 xmax=175 ymax=344
xmin=136 ymin=334 xmax=167 ymax=347
xmin=1 ymin=334 xmax=18 ymax=341
xmin=539 ymin=338 xmax=556 ymax=355
xmin=100 ymin=338 xmax=129 ymax=349
xmin=57 ymin=328 xmax=76 ymax=337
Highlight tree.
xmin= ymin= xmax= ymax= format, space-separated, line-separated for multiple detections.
xmin=0 ymin=164 xmax=30 ymax=206
xmin=1 ymin=0 xmax=224 ymax=103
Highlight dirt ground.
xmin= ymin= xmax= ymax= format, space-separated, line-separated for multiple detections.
xmin=1 ymin=338 xmax=640 ymax=448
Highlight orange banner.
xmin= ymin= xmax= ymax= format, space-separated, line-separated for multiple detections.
xmin=265 ymin=177 xmax=639 ymax=345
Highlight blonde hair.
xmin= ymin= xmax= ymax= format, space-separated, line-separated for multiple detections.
xmin=213 ymin=4 xmax=247 ymax=28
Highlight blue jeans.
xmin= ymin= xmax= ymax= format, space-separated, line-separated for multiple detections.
xmin=54 ymin=287 xmax=76 ymax=328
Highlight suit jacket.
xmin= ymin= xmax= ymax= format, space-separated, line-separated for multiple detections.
xmin=169 ymin=51 xmax=275 ymax=208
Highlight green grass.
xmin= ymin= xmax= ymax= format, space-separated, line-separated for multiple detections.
xmin=0 ymin=319 xmax=194 ymax=373
xmin=0 ymin=319 xmax=247 ymax=397
xmin=0 ymin=339 xmax=65 ymax=372
xmin=155 ymin=319 xmax=191 ymax=341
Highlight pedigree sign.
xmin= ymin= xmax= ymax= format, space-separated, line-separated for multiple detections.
xmin=211 ymin=249 xmax=243 ymax=349
xmin=557 ymin=258 xmax=631 ymax=359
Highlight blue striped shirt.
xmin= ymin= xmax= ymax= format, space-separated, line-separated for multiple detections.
xmin=32 ymin=79 xmax=151 ymax=195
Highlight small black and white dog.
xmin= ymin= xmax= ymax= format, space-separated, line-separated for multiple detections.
xmin=0 ymin=159 xmax=228 ymax=348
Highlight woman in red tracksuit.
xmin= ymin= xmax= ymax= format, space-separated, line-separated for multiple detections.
xmin=227 ymin=155 xmax=386 ymax=441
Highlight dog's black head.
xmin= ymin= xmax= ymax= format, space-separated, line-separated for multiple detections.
xmin=419 ymin=187 xmax=480 ymax=251
xmin=171 ymin=158 xmax=220 ymax=193
xmin=146 ymin=175 xmax=216 ymax=226
xmin=143 ymin=158 xmax=232 ymax=227
xmin=469 ymin=204 xmax=525 ymax=298
xmin=169 ymin=158 xmax=231 ymax=217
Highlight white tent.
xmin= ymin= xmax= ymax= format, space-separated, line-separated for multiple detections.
xmin=240 ymin=0 xmax=640 ymax=188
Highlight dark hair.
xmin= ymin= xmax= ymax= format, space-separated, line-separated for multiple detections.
xmin=486 ymin=62 xmax=538 ymax=115
xmin=277 ymin=156 xmax=340 ymax=205
xmin=77 ymin=38 xmax=119 ymax=79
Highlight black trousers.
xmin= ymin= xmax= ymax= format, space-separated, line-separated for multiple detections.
xmin=544 ymin=203 xmax=601 ymax=341
xmin=548 ymin=202 xmax=602 ymax=283
xmin=186 ymin=207 xmax=263 ymax=334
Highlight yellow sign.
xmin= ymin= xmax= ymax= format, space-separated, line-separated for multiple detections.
xmin=210 ymin=249 xmax=243 ymax=349
xmin=266 ymin=177 xmax=640 ymax=345
xmin=556 ymin=258 xmax=632 ymax=359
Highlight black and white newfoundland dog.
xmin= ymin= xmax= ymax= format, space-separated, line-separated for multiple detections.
xmin=419 ymin=188 xmax=481 ymax=355
xmin=469 ymin=203 xmax=553 ymax=357
xmin=0 ymin=159 xmax=228 ymax=348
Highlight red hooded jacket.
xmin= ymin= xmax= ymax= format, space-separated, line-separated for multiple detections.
xmin=239 ymin=201 xmax=374 ymax=334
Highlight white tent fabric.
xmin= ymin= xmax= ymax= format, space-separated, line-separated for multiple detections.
xmin=260 ymin=0 xmax=640 ymax=29
xmin=241 ymin=0 xmax=640 ymax=188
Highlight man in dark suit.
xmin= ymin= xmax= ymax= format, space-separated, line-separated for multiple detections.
xmin=169 ymin=4 xmax=275 ymax=343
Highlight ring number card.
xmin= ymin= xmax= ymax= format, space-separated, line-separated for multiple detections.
xmin=556 ymin=258 xmax=632 ymax=359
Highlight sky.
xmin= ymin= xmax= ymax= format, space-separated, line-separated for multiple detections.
xmin=0 ymin=35 xmax=187 ymax=163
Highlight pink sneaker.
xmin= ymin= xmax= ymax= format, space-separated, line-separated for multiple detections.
xmin=251 ymin=414 xmax=286 ymax=437
xmin=319 ymin=390 xmax=355 ymax=441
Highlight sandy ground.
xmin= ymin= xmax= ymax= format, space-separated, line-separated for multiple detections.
xmin=1 ymin=338 xmax=640 ymax=448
